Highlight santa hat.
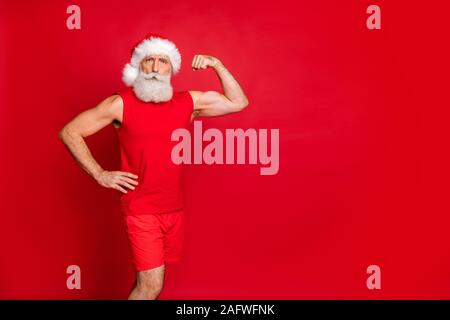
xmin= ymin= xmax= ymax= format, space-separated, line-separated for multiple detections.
xmin=122 ymin=33 xmax=181 ymax=86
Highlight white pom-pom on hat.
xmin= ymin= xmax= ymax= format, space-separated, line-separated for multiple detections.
xmin=122 ymin=33 xmax=181 ymax=86
xmin=122 ymin=63 xmax=139 ymax=86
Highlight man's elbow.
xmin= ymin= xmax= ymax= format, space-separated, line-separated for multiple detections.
xmin=242 ymin=97 xmax=249 ymax=109
xmin=58 ymin=127 xmax=65 ymax=139
xmin=58 ymin=128 xmax=68 ymax=145
xmin=58 ymin=126 xmax=74 ymax=144
xmin=234 ymin=97 xmax=249 ymax=112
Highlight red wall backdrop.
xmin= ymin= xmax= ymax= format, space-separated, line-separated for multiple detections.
xmin=1 ymin=0 xmax=450 ymax=299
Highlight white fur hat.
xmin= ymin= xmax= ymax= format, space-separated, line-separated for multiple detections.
xmin=122 ymin=33 xmax=181 ymax=86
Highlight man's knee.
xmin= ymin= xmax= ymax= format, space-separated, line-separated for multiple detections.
xmin=136 ymin=265 xmax=165 ymax=299
xmin=140 ymin=277 xmax=164 ymax=297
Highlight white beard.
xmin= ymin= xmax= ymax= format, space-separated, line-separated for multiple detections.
xmin=132 ymin=71 xmax=173 ymax=103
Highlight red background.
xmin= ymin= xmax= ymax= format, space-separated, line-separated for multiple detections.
xmin=1 ymin=0 xmax=450 ymax=299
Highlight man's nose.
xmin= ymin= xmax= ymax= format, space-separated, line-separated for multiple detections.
xmin=152 ymin=59 xmax=159 ymax=72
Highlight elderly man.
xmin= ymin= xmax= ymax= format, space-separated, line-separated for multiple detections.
xmin=58 ymin=33 xmax=249 ymax=300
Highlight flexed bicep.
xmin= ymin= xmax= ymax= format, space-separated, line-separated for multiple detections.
xmin=190 ymin=90 xmax=242 ymax=118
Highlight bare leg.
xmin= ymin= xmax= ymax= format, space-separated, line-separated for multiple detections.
xmin=128 ymin=263 xmax=166 ymax=300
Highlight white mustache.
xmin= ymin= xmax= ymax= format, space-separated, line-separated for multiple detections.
xmin=141 ymin=72 xmax=168 ymax=82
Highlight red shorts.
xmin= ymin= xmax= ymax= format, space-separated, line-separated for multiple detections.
xmin=122 ymin=209 xmax=185 ymax=272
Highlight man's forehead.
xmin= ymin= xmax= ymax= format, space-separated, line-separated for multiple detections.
xmin=144 ymin=54 xmax=170 ymax=59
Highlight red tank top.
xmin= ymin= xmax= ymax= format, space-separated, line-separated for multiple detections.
xmin=115 ymin=87 xmax=193 ymax=215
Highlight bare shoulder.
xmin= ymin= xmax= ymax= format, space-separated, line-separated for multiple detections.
xmin=101 ymin=94 xmax=123 ymax=110
xmin=97 ymin=94 xmax=123 ymax=121
xmin=188 ymin=90 xmax=221 ymax=107
xmin=188 ymin=90 xmax=201 ymax=102
xmin=188 ymin=90 xmax=218 ymax=98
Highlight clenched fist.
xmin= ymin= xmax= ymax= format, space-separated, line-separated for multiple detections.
xmin=192 ymin=54 xmax=221 ymax=70
xmin=96 ymin=170 xmax=139 ymax=194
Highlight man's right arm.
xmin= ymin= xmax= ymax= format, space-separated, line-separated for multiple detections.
xmin=58 ymin=95 xmax=138 ymax=194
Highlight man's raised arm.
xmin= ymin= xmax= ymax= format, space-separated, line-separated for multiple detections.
xmin=189 ymin=55 xmax=249 ymax=118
